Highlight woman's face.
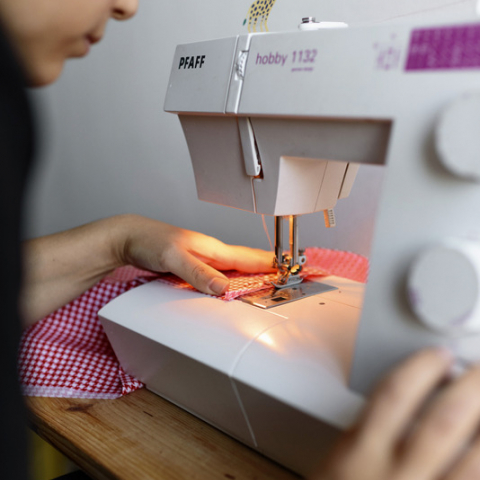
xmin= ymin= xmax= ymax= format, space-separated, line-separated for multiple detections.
xmin=0 ymin=0 xmax=138 ymax=86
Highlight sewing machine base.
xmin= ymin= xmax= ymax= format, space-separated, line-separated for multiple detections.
xmin=99 ymin=276 xmax=365 ymax=476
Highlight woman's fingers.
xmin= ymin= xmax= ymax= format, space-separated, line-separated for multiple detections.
xmin=400 ymin=365 xmax=480 ymax=480
xmin=163 ymin=247 xmax=230 ymax=296
xmin=355 ymin=348 xmax=454 ymax=454
xmin=445 ymin=433 xmax=480 ymax=480
xmin=315 ymin=349 xmax=480 ymax=480
xmin=119 ymin=216 xmax=275 ymax=295
xmin=198 ymin=246 xmax=275 ymax=273
xmin=185 ymin=234 xmax=275 ymax=274
xmin=317 ymin=349 xmax=454 ymax=480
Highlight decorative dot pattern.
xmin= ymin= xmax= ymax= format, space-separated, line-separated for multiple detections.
xmin=245 ymin=0 xmax=277 ymax=32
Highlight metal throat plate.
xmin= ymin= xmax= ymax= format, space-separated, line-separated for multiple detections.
xmin=238 ymin=281 xmax=337 ymax=309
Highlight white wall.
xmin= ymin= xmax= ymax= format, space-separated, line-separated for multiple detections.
xmin=24 ymin=0 xmax=477 ymax=257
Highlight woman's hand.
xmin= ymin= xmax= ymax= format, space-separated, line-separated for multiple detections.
xmin=116 ymin=214 xmax=275 ymax=295
xmin=314 ymin=348 xmax=480 ymax=480
xmin=21 ymin=214 xmax=275 ymax=326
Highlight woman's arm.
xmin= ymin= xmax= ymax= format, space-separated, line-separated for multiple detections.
xmin=20 ymin=214 xmax=274 ymax=327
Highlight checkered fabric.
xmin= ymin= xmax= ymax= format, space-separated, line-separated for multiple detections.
xmin=19 ymin=248 xmax=368 ymax=399
xmin=19 ymin=278 xmax=148 ymax=399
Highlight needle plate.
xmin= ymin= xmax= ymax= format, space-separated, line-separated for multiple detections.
xmin=238 ymin=281 xmax=337 ymax=309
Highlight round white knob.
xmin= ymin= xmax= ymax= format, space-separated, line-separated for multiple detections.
xmin=408 ymin=239 xmax=480 ymax=334
xmin=435 ymin=92 xmax=480 ymax=181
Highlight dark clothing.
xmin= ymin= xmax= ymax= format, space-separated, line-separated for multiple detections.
xmin=0 ymin=24 xmax=35 ymax=480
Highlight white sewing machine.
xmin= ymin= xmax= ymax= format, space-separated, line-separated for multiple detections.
xmin=100 ymin=14 xmax=480 ymax=476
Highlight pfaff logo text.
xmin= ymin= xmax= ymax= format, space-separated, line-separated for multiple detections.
xmin=178 ymin=55 xmax=206 ymax=69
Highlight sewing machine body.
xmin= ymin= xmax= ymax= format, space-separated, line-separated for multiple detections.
xmin=100 ymin=14 xmax=480 ymax=476
xmin=163 ymin=14 xmax=480 ymax=387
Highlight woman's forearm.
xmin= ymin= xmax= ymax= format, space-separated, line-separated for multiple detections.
xmin=20 ymin=217 xmax=124 ymax=327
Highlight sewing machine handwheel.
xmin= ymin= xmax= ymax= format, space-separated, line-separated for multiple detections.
xmin=407 ymin=238 xmax=480 ymax=335
xmin=435 ymin=91 xmax=480 ymax=181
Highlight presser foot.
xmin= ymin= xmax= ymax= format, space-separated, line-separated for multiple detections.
xmin=271 ymin=273 xmax=303 ymax=289
xmin=272 ymin=254 xmax=306 ymax=289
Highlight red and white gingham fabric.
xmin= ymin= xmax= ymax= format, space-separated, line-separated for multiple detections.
xmin=19 ymin=248 xmax=368 ymax=399
xmin=19 ymin=277 xmax=148 ymax=399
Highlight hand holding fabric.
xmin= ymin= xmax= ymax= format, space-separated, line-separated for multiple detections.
xmin=118 ymin=215 xmax=275 ymax=296
xmin=21 ymin=214 xmax=274 ymax=326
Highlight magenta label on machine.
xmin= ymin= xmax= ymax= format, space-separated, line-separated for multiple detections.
xmin=405 ymin=23 xmax=480 ymax=71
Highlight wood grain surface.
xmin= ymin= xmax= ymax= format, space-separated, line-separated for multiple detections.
xmin=26 ymin=388 xmax=301 ymax=480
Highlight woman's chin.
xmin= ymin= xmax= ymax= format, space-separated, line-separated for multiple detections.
xmin=27 ymin=61 xmax=64 ymax=88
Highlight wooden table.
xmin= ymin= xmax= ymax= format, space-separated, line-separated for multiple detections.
xmin=26 ymin=388 xmax=301 ymax=480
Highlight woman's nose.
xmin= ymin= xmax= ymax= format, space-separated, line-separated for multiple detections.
xmin=112 ymin=0 xmax=139 ymax=21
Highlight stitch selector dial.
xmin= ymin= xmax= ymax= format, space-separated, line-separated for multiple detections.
xmin=407 ymin=238 xmax=480 ymax=334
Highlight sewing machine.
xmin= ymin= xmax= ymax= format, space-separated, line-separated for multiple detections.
xmin=99 ymin=14 xmax=480 ymax=476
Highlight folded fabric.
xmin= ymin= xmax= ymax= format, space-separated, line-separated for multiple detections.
xmin=19 ymin=248 xmax=368 ymax=399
